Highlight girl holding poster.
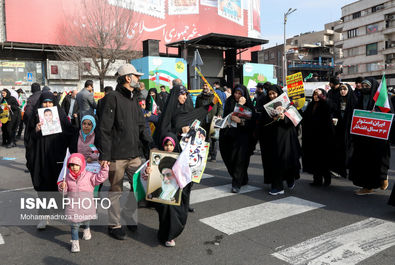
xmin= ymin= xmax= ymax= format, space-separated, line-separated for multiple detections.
xmin=143 ymin=133 xmax=192 ymax=247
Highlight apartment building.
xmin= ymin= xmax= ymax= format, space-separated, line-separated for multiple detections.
xmin=335 ymin=0 xmax=395 ymax=85
xmin=261 ymin=22 xmax=341 ymax=85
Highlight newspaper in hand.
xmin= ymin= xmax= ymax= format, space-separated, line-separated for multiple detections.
xmin=263 ymin=93 xmax=302 ymax=126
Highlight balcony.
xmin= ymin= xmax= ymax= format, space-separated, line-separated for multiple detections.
xmin=288 ymin=60 xmax=334 ymax=70
xmin=334 ymin=39 xmax=344 ymax=48
xmin=383 ymin=26 xmax=395 ymax=35
xmin=334 ymin=23 xmax=343 ymax=33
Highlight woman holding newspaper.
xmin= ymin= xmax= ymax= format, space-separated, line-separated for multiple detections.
xmin=258 ymin=85 xmax=301 ymax=196
xmin=219 ymin=84 xmax=255 ymax=193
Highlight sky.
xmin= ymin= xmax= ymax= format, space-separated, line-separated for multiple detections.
xmin=261 ymin=0 xmax=357 ymax=48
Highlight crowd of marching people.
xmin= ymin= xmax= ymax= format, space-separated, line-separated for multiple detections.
xmin=1 ymin=62 xmax=395 ymax=253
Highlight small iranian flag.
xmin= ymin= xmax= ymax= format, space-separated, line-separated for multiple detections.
xmin=132 ymin=161 xmax=149 ymax=202
xmin=57 ymin=148 xmax=71 ymax=185
xmin=150 ymin=96 xmax=158 ymax=115
xmin=373 ymin=74 xmax=391 ymax=113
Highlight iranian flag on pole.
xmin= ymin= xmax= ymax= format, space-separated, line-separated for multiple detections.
xmin=132 ymin=161 xmax=149 ymax=202
xmin=373 ymin=74 xmax=391 ymax=113
xmin=150 ymin=96 xmax=158 ymax=115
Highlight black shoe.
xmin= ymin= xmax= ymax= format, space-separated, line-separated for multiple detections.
xmin=323 ymin=179 xmax=331 ymax=187
xmin=126 ymin=225 xmax=138 ymax=232
xmin=6 ymin=143 xmax=16 ymax=148
xmin=309 ymin=182 xmax=322 ymax=187
xmin=209 ymin=159 xmax=216 ymax=163
xmin=108 ymin=227 xmax=126 ymax=240
xmin=188 ymin=207 xmax=195 ymax=213
xmin=231 ymin=187 xmax=240 ymax=193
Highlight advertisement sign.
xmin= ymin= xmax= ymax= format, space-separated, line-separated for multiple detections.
xmin=350 ymin=110 xmax=394 ymax=140
xmin=243 ymin=63 xmax=277 ymax=92
xmin=5 ymin=0 xmax=262 ymax=54
xmin=131 ymin=56 xmax=188 ymax=92
xmin=286 ymin=72 xmax=305 ymax=110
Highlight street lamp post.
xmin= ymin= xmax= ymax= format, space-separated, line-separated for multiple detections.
xmin=283 ymin=8 xmax=297 ymax=86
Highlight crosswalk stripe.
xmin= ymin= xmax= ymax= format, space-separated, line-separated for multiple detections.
xmin=272 ymin=217 xmax=395 ymax=265
xmin=201 ymin=173 xmax=214 ymax=179
xmin=190 ymin=184 xmax=260 ymax=205
xmin=200 ymin=196 xmax=325 ymax=235
xmin=0 ymin=234 xmax=4 ymax=245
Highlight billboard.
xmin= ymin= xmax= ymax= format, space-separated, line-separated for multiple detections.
xmin=243 ymin=63 xmax=277 ymax=92
xmin=131 ymin=56 xmax=188 ymax=91
xmin=4 ymin=0 xmax=263 ymax=54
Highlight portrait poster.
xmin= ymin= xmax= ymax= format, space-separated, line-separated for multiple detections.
xmin=146 ymin=150 xmax=182 ymax=206
xmin=168 ymin=0 xmax=199 ymax=15
xmin=180 ymin=120 xmax=210 ymax=183
xmin=218 ymin=0 xmax=244 ymax=26
xmin=37 ymin=106 xmax=62 ymax=136
xmin=263 ymin=93 xmax=302 ymax=126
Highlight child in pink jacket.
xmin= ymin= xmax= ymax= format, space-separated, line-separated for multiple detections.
xmin=58 ymin=153 xmax=109 ymax=253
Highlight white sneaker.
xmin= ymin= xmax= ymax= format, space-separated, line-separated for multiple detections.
xmin=71 ymin=240 xmax=80 ymax=253
xmin=36 ymin=220 xmax=48 ymax=230
xmin=165 ymin=240 xmax=176 ymax=247
xmin=82 ymin=228 xmax=91 ymax=240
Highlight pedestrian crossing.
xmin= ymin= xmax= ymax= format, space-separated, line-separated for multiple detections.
xmin=191 ymin=176 xmax=395 ymax=264
xmin=120 ymin=170 xmax=395 ymax=264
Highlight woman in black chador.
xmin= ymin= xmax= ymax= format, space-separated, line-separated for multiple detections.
xmin=219 ymin=84 xmax=255 ymax=193
xmin=302 ymin=88 xmax=335 ymax=186
xmin=1 ymin=89 xmax=21 ymax=148
xmin=154 ymin=85 xmax=211 ymax=145
xmin=259 ymin=85 xmax=301 ymax=195
xmin=331 ymin=83 xmax=357 ymax=178
xmin=349 ymin=78 xmax=392 ymax=195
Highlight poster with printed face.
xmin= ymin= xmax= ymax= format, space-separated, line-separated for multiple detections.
xmin=168 ymin=0 xmax=199 ymax=15
xmin=180 ymin=120 xmax=210 ymax=183
xmin=146 ymin=151 xmax=182 ymax=206
xmin=38 ymin=106 xmax=62 ymax=136
xmin=218 ymin=0 xmax=244 ymax=25
xmin=264 ymin=93 xmax=291 ymax=118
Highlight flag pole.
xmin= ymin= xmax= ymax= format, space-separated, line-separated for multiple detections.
xmin=372 ymin=72 xmax=386 ymax=111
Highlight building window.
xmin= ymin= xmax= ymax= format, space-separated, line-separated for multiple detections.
xmin=348 ymin=65 xmax=358 ymax=74
xmin=347 ymin=28 xmax=357 ymax=38
xmin=372 ymin=4 xmax=384 ymax=13
xmin=366 ymin=63 xmax=380 ymax=72
xmin=270 ymin=52 xmax=275 ymax=59
xmin=347 ymin=47 xmax=359 ymax=57
xmin=352 ymin=11 xmax=361 ymax=19
xmin=366 ymin=43 xmax=378 ymax=55
xmin=367 ymin=24 xmax=379 ymax=34
xmin=264 ymin=53 xmax=269 ymax=61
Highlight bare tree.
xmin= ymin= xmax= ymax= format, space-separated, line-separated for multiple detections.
xmin=57 ymin=0 xmax=141 ymax=90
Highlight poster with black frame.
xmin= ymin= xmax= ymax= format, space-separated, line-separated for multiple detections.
xmin=146 ymin=150 xmax=182 ymax=206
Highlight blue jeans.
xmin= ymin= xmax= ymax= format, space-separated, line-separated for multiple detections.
xmin=71 ymin=221 xmax=90 ymax=240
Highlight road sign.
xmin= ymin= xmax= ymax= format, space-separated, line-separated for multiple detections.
xmin=27 ymin=72 xmax=33 ymax=82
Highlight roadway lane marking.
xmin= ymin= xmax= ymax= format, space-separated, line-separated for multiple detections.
xmin=190 ymin=184 xmax=260 ymax=205
xmin=0 ymin=187 xmax=34 ymax=193
xmin=272 ymin=218 xmax=395 ymax=265
xmin=0 ymin=234 xmax=4 ymax=245
xmin=200 ymin=196 xmax=325 ymax=235
xmin=201 ymin=173 xmax=215 ymax=179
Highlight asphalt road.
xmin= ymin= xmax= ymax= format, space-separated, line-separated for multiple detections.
xmin=0 ymin=138 xmax=395 ymax=265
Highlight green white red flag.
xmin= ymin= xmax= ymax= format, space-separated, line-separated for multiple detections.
xmin=373 ymin=74 xmax=391 ymax=113
xmin=150 ymin=96 xmax=158 ymax=115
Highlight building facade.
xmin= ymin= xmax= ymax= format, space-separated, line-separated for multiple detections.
xmin=335 ymin=0 xmax=395 ymax=85
xmin=261 ymin=22 xmax=341 ymax=85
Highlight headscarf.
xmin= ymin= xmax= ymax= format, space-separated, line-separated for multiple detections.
xmin=266 ymin=84 xmax=284 ymax=96
xmin=161 ymin=132 xmax=180 ymax=153
xmin=2 ymin=89 xmax=11 ymax=99
xmin=154 ymin=85 xmax=207 ymax=144
xmin=38 ymin=91 xmax=56 ymax=106
xmin=223 ymin=84 xmax=254 ymax=117
xmin=359 ymin=77 xmax=380 ymax=110
xmin=145 ymin=88 xmax=163 ymax=111
xmin=67 ymin=153 xmax=86 ymax=179
xmin=80 ymin=115 xmax=96 ymax=142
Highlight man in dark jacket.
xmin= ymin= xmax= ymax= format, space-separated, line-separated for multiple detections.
xmin=61 ymin=89 xmax=79 ymax=128
xmin=158 ymin=85 xmax=169 ymax=106
xmin=195 ymin=83 xmax=223 ymax=162
xmin=96 ymin=86 xmax=113 ymax=121
xmin=24 ymin=83 xmax=41 ymax=126
xmin=76 ymin=80 xmax=96 ymax=117
xmin=98 ymin=64 xmax=153 ymax=240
